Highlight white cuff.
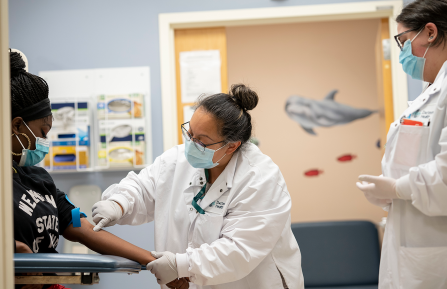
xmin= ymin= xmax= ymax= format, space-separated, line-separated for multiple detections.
xmin=396 ymin=174 xmax=412 ymax=200
xmin=176 ymin=253 xmax=190 ymax=278
xmin=108 ymin=194 xmax=130 ymax=215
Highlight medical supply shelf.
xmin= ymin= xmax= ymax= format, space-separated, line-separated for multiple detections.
xmin=42 ymin=94 xmax=150 ymax=173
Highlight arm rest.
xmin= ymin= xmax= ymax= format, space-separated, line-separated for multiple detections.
xmin=14 ymin=253 xmax=141 ymax=274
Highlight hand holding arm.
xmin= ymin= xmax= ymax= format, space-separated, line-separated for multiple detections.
xmin=91 ymin=200 xmax=124 ymax=231
xmin=146 ymin=251 xmax=178 ymax=284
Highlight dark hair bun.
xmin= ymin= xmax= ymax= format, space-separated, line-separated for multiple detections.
xmin=10 ymin=51 xmax=26 ymax=77
xmin=230 ymin=83 xmax=259 ymax=111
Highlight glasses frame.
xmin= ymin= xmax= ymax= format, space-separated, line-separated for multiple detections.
xmin=394 ymin=26 xmax=425 ymax=51
xmin=181 ymin=122 xmax=226 ymax=152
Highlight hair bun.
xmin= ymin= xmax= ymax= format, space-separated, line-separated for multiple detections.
xmin=10 ymin=51 xmax=26 ymax=77
xmin=230 ymin=84 xmax=259 ymax=111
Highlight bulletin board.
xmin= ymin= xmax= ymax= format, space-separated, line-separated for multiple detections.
xmin=174 ymin=27 xmax=228 ymax=143
xmin=39 ymin=67 xmax=152 ymax=172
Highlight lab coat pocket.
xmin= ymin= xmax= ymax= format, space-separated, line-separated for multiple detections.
xmin=192 ymin=212 xmax=224 ymax=247
xmin=391 ymin=125 xmax=429 ymax=169
xmin=399 ymin=246 xmax=447 ymax=289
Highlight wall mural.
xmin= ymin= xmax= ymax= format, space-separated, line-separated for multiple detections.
xmin=285 ymin=90 xmax=376 ymax=177
xmin=285 ymin=90 xmax=377 ymax=135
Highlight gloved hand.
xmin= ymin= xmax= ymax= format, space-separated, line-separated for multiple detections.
xmin=358 ymin=182 xmax=392 ymax=207
xmin=92 ymin=200 xmax=123 ymax=232
xmin=356 ymin=175 xmax=399 ymax=199
xmin=147 ymin=251 xmax=178 ymax=285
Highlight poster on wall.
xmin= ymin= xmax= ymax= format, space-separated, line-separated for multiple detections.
xmin=180 ymin=50 xmax=222 ymax=103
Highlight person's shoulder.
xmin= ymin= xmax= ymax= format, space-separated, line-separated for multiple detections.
xmin=239 ymin=143 xmax=279 ymax=170
xmin=233 ymin=144 xmax=288 ymax=198
xmin=18 ymin=165 xmax=52 ymax=180
xmin=158 ymin=144 xmax=185 ymax=165
xmin=236 ymin=143 xmax=283 ymax=184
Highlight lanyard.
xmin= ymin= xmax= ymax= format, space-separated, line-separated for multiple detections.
xmin=192 ymin=169 xmax=209 ymax=214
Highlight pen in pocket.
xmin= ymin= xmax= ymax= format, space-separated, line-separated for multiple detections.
xmin=401 ymin=119 xmax=424 ymax=126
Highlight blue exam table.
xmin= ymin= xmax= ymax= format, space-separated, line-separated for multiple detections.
xmin=14 ymin=253 xmax=143 ymax=285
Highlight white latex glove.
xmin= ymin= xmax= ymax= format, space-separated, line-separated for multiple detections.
xmin=356 ymin=175 xmax=399 ymax=199
xmin=147 ymin=251 xmax=178 ymax=285
xmin=92 ymin=200 xmax=123 ymax=232
xmin=358 ymin=182 xmax=392 ymax=207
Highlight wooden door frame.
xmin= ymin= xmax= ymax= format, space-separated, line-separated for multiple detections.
xmin=0 ymin=0 xmax=14 ymax=287
xmin=159 ymin=1 xmax=406 ymax=151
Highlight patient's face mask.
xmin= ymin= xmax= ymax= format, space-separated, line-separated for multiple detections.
xmin=16 ymin=122 xmax=50 ymax=167
xmin=185 ymin=139 xmax=227 ymax=169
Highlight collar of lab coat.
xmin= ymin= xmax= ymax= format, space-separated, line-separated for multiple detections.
xmin=427 ymin=60 xmax=447 ymax=96
xmin=400 ymin=60 xmax=447 ymax=118
xmin=188 ymin=150 xmax=239 ymax=211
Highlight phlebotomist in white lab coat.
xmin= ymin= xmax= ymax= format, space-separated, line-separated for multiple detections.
xmin=91 ymin=84 xmax=304 ymax=289
xmin=356 ymin=1 xmax=447 ymax=288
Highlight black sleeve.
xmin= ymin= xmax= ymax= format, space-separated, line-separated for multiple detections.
xmin=56 ymin=188 xmax=86 ymax=234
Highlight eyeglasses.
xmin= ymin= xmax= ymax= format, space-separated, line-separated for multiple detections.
xmin=394 ymin=26 xmax=424 ymax=51
xmin=181 ymin=122 xmax=226 ymax=152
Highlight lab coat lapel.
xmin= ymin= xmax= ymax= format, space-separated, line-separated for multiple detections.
xmin=401 ymin=69 xmax=445 ymax=119
xmin=200 ymin=152 xmax=239 ymax=210
xmin=183 ymin=169 xmax=206 ymax=222
xmin=200 ymin=152 xmax=238 ymax=211
xmin=200 ymin=179 xmax=228 ymax=210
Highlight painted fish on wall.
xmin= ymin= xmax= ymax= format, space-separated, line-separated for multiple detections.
xmin=285 ymin=90 xmax=377 ymax=135
xmin=304 ymin=169 xmax=323 ymax=177
xmin=337 ymin=154 xmax=357 ymax=162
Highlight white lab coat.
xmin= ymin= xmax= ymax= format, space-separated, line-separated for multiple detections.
xmin=380 ymin=61 xmax=447 ymax=289
xmin=102 ymin=143 xmax=304 ymax=289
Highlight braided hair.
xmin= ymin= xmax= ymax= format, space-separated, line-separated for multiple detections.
xmin=195 ymin=84 xmax=259 ymax=151
xmin=10 ymin=50 xmax=49 ymax=116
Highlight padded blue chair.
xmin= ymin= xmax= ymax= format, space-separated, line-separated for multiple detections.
xmin=291 ymin=221 xmax=380 ymax=289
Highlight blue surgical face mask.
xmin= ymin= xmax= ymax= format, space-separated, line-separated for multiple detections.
xmin=16 ymin=122 xmax=50 ymax=167
xmin=184 ymin=139 xmax=227 ymax=169
xmin=399 ymin=29 xmax=431 ymax=81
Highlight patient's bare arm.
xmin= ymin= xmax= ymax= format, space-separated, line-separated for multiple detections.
xmin=63 ymin=218 xmax=156 ymax=265
xmin=15 ymin=240 xmax=33 ymax=253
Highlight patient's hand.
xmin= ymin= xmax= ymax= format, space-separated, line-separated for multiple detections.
xmin=15 ymin=241 xmax=33 ymax=253
xmin=166 ymin=278 xmax=189 ymax=289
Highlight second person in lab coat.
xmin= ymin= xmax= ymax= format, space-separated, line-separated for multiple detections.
xmin=356 ymin=0 xmax=447 ymax=288
xmin=92 ymin=84 xmax=304 ymax=289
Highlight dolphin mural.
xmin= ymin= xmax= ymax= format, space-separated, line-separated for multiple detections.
xmin=285 ymin=90 xmax=377 ymax=135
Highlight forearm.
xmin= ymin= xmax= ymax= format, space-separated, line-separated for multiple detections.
xmin=63 ymin=218 xmax=155 ymax=265
xmin=15 ymin=240 xmax=33 ymax=253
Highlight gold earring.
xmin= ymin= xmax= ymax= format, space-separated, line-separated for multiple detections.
xmin=11 ymin=133 xmax=31 ymax=156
